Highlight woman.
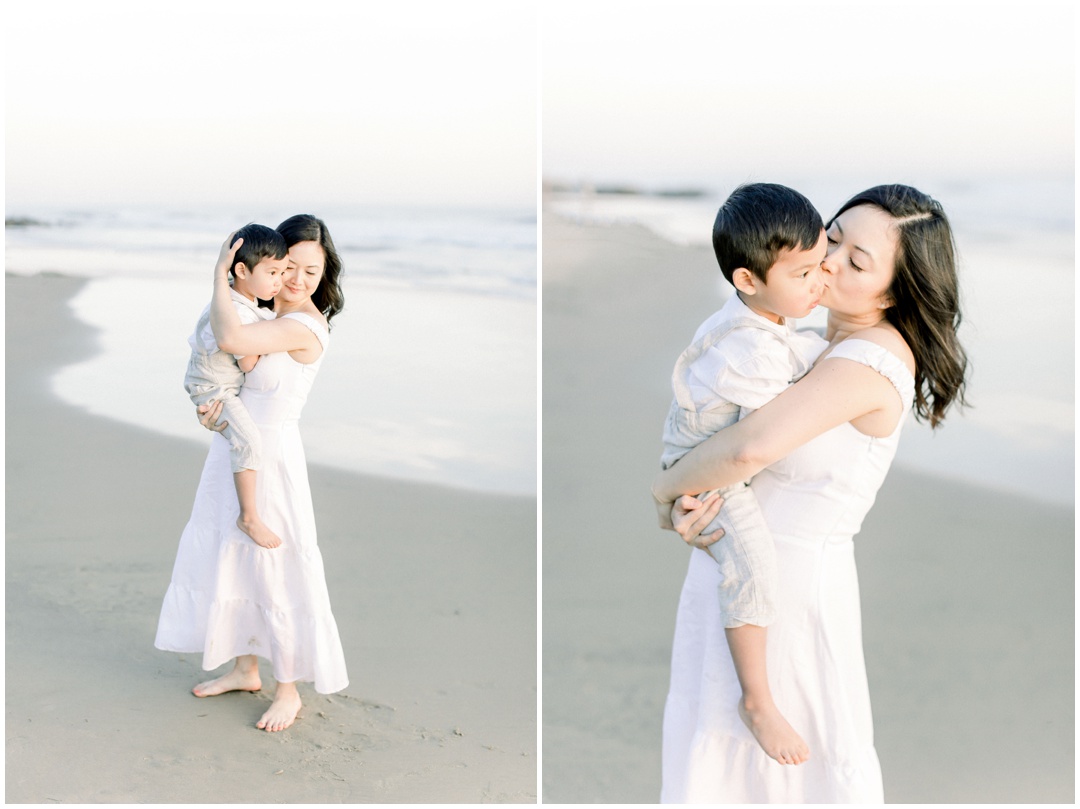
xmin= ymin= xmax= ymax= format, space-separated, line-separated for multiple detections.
xmin=155 ymin=214 xmax=347 ymax=733
xmin=651 ymin=185 xmax=967 ymax=802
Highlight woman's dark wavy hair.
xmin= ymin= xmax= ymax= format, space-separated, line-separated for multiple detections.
xmin=276 ymin=214 xmax=345 ymax=326
xmin=830 ymin=185 xmax=968 ymax=428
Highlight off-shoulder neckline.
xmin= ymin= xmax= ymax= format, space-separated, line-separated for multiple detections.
xmin=280 ymin=311 xmax=330 ymax=349
xmin=825 ymin=337 xmax=915 ymax=381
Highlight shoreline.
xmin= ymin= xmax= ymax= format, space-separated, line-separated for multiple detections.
xmin=6 ymin=273 xmax=537 ymax=803
xmin=540 ymin=214 xmax=1074 ymax=803
xmin=10 ymin=267 xmax=537 ymax=498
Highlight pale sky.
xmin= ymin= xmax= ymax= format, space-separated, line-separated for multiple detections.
xmin=6 ymin=0 xmax=538 ymax=210
xmin=542 ymin=0 xmax=1074 ymax=188
xmin=6 ymin=1 xmax=1073 ymax=211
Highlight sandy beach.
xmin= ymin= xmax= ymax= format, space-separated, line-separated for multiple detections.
xmin=6 ymin=273 xmax=537 ymax=803
xmin=541 ymin=214 xmax=1074 ymax=803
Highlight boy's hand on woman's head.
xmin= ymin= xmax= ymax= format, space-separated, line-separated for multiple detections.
xmin=216 ymin=232 xmax=243 ymax=276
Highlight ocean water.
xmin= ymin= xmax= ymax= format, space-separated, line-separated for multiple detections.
xmin=7 ymin=204 xmax=537 ymax=496
xmin=549 ymin=177 xmax=1075 ymax=506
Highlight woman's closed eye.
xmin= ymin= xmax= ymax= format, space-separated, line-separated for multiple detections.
xmin=827 ymin=235 xmax=863 ymax=271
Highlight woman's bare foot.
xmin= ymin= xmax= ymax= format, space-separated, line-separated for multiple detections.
xmin=237 ymin=514 xmax=282 ymax=549
xmin=739 ymin=697 xmax=810 ymax=765
xmin=257 ymin=683 xmax=302 ymax=732
xmin=193 ymin=663 xmax=261 ymax=697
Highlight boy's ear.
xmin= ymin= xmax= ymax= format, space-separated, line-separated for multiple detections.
xmin=233 ymin=262 xmax=249 ymax=279
xmin=731 ymin=267 xmax=759 ymax=297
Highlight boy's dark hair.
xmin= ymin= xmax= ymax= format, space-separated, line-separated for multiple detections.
xmin=230 ymin=223 xmax=287 ymax=277
xmin=712 ymin=183 xmax=823 ymax=285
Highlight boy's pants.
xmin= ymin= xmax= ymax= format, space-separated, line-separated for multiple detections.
xmin=662 ymin=399 xmax=777 ymax=628
xmin=659 ymin=312 xmax=791 ymax=628
xmin=185 ymin=351 xmax=261 ymax=474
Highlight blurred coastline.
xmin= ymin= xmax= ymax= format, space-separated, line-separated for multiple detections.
xmin=5 ymin=203 xmax=538 ymax=496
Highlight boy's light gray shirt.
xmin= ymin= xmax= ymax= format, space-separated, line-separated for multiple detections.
xmin=682 ymin=293 xmax=826 ymax=417
xmin=659 ymin=293 xmax=827 ymax=627
xmin=183 ymin=288 xmax=276 ymax=474
xmin=188 ymin=288 xmax=276 ymax=359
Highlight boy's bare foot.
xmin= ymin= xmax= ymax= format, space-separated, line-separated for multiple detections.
xmin=237 ymin=515 xmax=282 ymax=549
xmin=257 ymin=685 xmax=302 ymax=732
xmin=193 ymin=666 xmax=262 ymax=697
xmin=739 ymin=697 xmax=810 ymax=765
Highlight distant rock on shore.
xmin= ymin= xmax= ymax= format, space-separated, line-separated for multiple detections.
xmin=6 ymin=216 xmax=49 ymax=228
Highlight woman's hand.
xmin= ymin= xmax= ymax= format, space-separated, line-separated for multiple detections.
xmin=196 ymin=400 xmax=228 ymax=433
xmin=215 ymin=232 xmax=242 ymax=278
xmin=671 ymin=492 xmax=725 ymax=550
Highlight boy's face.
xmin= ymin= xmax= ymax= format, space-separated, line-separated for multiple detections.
xmin=239 ymin=255 xmax=287 ymax=300
xmin=740 ymin=229 xmax=826 ymax=323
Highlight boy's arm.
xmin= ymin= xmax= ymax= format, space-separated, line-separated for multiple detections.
xmin=229 ymin=298 xmax=260 ymax=372
xmin=705 ymin=332 xmax=793 ymax=413
xmin=211 ymin=234 xmax=245 ymax=348
xmin=656 ymin=330 xmax=797 ymax=533
xmin=208 ymin=235 xmax=312 ymax=357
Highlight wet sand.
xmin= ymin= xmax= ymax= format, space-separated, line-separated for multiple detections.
xmin=6 ymin=272 xmax=536 ymax=803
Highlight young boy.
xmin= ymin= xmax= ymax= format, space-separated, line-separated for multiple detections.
xmin=185 ymin=223 xmax=287 ymax=549
xmin=660 ymin=183 xmax=828 ymax=765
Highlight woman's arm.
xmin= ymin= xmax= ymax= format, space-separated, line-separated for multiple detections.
xmin=237 ymin=354 xmax=259 ymax=373
xmin=215 ymin=317 xmax=319 ymax=358
xmin=652 ymin=355 xmax=899 ymax=505
xmin=209 ymin=234 xmax=321 ymax=358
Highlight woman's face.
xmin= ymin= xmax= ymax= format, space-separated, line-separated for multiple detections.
xmin=279 ymin=241 xmax=326 ymax=304
xmin=820 ymin=204 xmax=899 ymax=318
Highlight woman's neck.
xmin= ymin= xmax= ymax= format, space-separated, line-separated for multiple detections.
xmin=825 ymin=309 xmax=887 ymax=343
xmin=273 ymin=298 xmax=313 ymax=316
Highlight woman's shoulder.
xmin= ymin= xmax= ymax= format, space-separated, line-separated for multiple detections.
xmin=837 ymin=325 xmax=915 ymax=377
xmin=280 ymin=307 xmax=330 ymax=347
xmin=824 ymin=326 xmax=917 ymax=413
xmin=279 ymin=305 xmax=328 ymax=328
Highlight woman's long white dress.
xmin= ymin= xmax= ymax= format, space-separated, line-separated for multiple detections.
xmin=155 ymin=312 xmax=348 ymax=694
xmin=661 ymin=339 xmax=916 ymax=803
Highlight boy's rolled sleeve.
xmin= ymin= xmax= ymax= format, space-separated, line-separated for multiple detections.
xmin=688 ymin=328 xmax=795 ymax=412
